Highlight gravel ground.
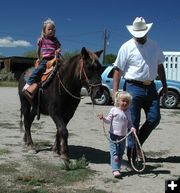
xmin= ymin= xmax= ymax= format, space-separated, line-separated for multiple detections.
xmin=0 ymin=87 xmax=180 ymax=193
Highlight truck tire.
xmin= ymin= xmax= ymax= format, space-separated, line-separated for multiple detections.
xmin=92 ymin=89 xmax=110 ymax=105
xmin=161 ymin=90 xmax=179 ymax=109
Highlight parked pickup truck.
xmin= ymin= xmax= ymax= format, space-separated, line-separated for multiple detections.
xmin=82 ymin=65 xmax=180 ymax=109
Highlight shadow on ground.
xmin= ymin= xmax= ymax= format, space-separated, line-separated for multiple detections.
xmin=121 ymin=163 xmax=171 ymax=178
xmin=146 ymin=156 xmax=180 ymax=163
xmin=69 ymin=145 xmax=110 ymax=164
xmin=120 ymin=155 xmax=179 ymax=178
xmin=35 ymin=144 xmax=110 ymax=164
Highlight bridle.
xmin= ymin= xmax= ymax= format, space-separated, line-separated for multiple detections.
xmin=58 ymin=57 xmax=101 ymax=100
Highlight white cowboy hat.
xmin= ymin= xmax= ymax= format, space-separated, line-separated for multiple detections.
xmin=126 ymin=17 xmax=153 ymax=38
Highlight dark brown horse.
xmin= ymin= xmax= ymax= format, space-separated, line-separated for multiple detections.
xmin=18 ymin=47 xmax=103 ymax=160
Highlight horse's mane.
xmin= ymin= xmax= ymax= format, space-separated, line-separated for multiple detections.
xmin=64 ymin=50 xmax=98 ymax=66
xmin=60 ymin=50 xmax=99 ymax=79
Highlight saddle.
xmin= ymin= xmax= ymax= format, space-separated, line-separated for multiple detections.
xmin=23 ymin=58 xmax=58 ymax=102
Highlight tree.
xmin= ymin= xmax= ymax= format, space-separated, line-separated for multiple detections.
xmin=22 ymin=49 xmax=80 ymax=60
xmin=0 ymin=54 xmax=5 ymax=58
xmin=104 ymin=54 xmax=116 ymax=64
xmin=23 ymin=50 xmax=37 ymax=58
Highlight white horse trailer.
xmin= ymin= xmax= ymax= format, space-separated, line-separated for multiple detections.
xmin=163 ymin=51 xmax=180 ymax=81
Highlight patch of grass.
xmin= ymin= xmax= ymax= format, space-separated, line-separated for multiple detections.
xmin=0 ymin=184 xmax=108 ymax=193
xmin=61 ymin=168 xmax=94 ymax=184
xmin=0 ymin=148 xmax=11 ymax=155
xmin=0 ymin=184 xmax=49 ymax=193
xmin=21 ymin=157 xmax=95 ymax=186
xmin=82 ymin=188 xmax=108 ymax=193
xmin=15 ymin=165 xmax=95 ymax=187
xmin=33 ymin=140 xmax=52 ymax=149
xmin=0 ymin=158 xmax=106 ymax=193
xmin=0 ymin=155 xmax=103 ymax=192
xmin=0 ymin=122 xmax=16 ymax=129
xmin=0 ymin=81 xmax=18 ymax=87
xmin=0 ymin=163 xmax=19 ymax=174
xmin=16 ymin=156 xmax=95 ymax=187
xmin=16 ymin=174 xmax=47 ymax=186
xmin=60 ymin=155 xmax=89 ymax=170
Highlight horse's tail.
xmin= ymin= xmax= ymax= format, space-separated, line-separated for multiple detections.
xmin=19 ymin=107 xmax=24 ymax=131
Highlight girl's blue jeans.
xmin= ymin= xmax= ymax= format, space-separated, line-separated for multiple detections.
xmin=109 ymin=133 xmax=126 ymax=171
xmin=125 ymin=82 xmax=161 ymax=148
xmin=27 ymin=59 xmax=47 ymax=85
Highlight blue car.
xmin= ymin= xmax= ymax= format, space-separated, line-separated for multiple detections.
xmin=92 ymin=65 xmax=180 ymax=108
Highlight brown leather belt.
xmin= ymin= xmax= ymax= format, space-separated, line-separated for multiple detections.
xmin=126 ymin=79 xmax=154 ymax=86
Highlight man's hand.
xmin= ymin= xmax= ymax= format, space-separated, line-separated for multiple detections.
xmin=112 ymin=91 xmax=117 ymax=102
xmin=113 ymin=67 xmax=121 ymax=102
xmin=161 ymin=86 xmax=168 ymax=97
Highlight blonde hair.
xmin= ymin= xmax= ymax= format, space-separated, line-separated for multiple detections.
xmin=41 ymin=18 xmax=56 ymax=38
xmin=114 ymin=91 xmax=132 ymax=107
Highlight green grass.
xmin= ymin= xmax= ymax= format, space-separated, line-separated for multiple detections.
xmin=0 ymin=81 xmax=18 ymax=87
xmin=60 ymin=155 xmax=89 ymax=170
xmin=6 ymin=156 xmax=95 ymax=191
xmin=0 ymin=155 xmax=108 ymax=192
xmin=0 ymin=163 xmax=19 ymax=174
xmin=0 ymin=163 xmax=107 ymax=193
xmin=0 ymin=148 xmax=11 ymax=155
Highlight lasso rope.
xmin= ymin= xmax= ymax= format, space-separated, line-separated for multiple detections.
xmin=130 ymin=130 xmax=146 ymax=172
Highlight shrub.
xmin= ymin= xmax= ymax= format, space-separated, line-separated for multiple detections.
xmin=0 ymin=69 xmax=16 ymax=81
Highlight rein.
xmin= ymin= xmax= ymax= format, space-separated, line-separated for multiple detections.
xmin=58 ymin=73 xmax=83 ymax=100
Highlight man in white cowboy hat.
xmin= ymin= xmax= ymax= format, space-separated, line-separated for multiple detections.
xmin=113 ymin=17 xmax=167 ymax=162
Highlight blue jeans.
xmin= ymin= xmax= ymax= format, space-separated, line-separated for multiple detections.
xmin=109 ymin=133 xmax=126 ymax=171
xmin=125 ymin=82 xmax=161 ymax=148
xmin=27 ymin=59 xmax=47 ymax=85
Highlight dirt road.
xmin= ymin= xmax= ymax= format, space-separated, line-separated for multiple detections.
xmin=0 ymin=87 xmax=179 ymax=193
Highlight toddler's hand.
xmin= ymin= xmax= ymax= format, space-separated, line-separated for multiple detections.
xmin=55 ymin=49 xmax=61 ymax=58
xmin=97 ymin=113 xmax=103 ymax=120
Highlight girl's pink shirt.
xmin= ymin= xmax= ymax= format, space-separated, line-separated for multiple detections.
xmin=103 ymin=107 xmax=133 ymax=136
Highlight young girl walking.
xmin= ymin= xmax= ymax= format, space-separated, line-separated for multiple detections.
xmin=98 ymin=91 xmax=136 ymax=178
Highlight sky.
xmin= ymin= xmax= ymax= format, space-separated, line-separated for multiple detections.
xmin=1 ymin=0 xmax=180 ymax=58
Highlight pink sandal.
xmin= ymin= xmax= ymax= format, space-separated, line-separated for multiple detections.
xmin=113 ymin=170 xmax=121 ymax=178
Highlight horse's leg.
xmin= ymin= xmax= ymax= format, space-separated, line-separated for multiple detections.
xmin=59 ymin=125 xmax=69 ymax=160
xmin=50 ymin=114 xmax=69 ymax=160
xmin=52 ymin=129 xmax=61 ymax=154
xmin=23 ymin=107 xmax=36 ymax=147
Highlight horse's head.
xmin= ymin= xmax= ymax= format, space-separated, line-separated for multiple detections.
xmin=80 ymin=47 xmax=103 ymax=101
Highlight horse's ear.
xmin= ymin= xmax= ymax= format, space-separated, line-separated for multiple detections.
xmin=81 ymin=47 xmax=89 ymax=59
xmin=95 ymin=50 xmax=103 ymax=58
